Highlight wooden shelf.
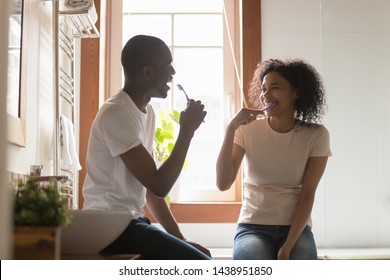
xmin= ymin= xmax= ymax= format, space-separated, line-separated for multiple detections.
xmin=61 ymin=253 xmax=142 ymax=260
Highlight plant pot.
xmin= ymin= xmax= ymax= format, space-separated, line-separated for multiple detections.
xmin=13 ymin=226 xmax=61 ymax=260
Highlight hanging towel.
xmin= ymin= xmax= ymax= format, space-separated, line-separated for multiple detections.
xmin=60 ymin=115 xmax=82 ymax=170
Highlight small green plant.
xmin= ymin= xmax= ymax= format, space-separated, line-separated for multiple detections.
xmin=13 ymin=177 xmax=72 ymax=227
xmin=153 ymin=109 xmax=180 ymax=162
xmin=153 ymin=109 xmax=186 ymax=205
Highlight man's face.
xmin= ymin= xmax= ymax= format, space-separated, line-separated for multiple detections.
xmin=146 ymin=45 xmax=176 ymax=99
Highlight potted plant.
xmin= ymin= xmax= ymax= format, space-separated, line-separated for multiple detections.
xmin=153 ymin=109 xmax=185 ymax=203
xmin=12 ymin=177 xmax=72 ymax=259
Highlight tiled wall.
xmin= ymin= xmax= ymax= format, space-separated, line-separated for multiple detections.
xmin=8 ymin=170 xmax=75 ymax=210
xmin=321 ymin=0 xmax=390 ymax=248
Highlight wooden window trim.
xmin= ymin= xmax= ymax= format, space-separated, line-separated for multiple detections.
xmin=78 ymin=0 xmax=105 ymax=208
xmin=78 ymin=0 xmax=261 ymax=223
xmin=242 ymin=0 xmax=262 ymax=107
xmin=145 ymin=202 xmax=242 ymax=223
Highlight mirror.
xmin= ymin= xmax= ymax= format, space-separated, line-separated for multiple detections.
xmin=7 ymin=0 xmax=27 ymax=147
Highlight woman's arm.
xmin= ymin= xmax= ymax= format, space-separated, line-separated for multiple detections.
xmin=216 ymin=108 xmax=260 ymax=191
xmin=278 ymin=156 xmax=329 ymax=260
xmin=216 ymin=125 xmax=245 ymax=191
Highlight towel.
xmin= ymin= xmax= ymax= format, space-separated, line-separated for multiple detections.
xmin=60 ymin=115 xmax=82 ymax=170
xmin=10 ymin=0 xmax=23 ymax=14
xmin=60 ymin=0 xmax=98 ymax=32
xmin=67 ymin=0 xmax=93 ymax=9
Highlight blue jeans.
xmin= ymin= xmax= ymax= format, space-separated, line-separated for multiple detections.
xmin=101 ymin=217 xmax=211 ymax=260
xmin=233 ymin=224 xmax=317 ymax=260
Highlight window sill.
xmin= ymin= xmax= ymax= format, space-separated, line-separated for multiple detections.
xmin=145 ymin=202 xmax=242 ymax=223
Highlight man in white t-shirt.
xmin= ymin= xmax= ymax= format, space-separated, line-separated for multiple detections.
xmin=83 ymin=35 xmax=210 ymax=259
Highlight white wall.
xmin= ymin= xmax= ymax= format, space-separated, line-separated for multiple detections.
xmin=320 ymin=0 xmax=390 ymax=248
xmin=0 ymin=0 xmax=11 ymax=259
xmin=2 ymin=0 xmax=58 ymax=259
xmin=2 ymin=0 xmax=85 ymax=259
xmin=7 ymin=0 xmax=55 ymax=176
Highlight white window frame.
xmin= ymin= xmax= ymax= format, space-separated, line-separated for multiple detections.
xmin=106 ymin=0 xmax=242 ymax=202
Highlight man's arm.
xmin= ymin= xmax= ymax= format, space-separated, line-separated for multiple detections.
xmin=145 ymin=190 xmax=183 ymax=238
xmin=120 ymin=141 xmax=188 ymax=198
xmin=146 ymin=190 xmax=211 ymax=257
xmin=120 ymin=100 xmax=206 ymax=198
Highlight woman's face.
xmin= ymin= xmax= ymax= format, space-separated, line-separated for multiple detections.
xmin=260 ymin=71 xmax=298 ymax=117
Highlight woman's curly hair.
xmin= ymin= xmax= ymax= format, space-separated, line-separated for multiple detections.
xmin=247 ymin=59 xmax=327 ymax=124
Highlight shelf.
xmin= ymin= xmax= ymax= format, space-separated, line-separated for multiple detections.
xmin=59 ymin=10 xmax=100 ymax=38
xmin=31 ymin=175 xmax=68 ymax=183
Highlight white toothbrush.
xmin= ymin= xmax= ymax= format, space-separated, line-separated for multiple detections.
xmin=176 ymin=84 xmax=190 ymax=102
xmin=176 ymin=84 xmax=205 ymax=122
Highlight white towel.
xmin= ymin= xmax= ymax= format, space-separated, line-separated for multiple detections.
xmin=60 ymin=115 xmax=82 ymax=170
xmin=67 ymin=0 xmax=93 ymax=9
xmin=10 ymin=0 xmax=23 ymax=14
xmin=60 ymin=0 xmax=98 ymax=31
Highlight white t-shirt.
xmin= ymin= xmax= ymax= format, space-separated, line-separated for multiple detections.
xmin=234 ymin=118 xmax=332 ymax=227
xmin=83 ymin=89 xmax=156 ymax=216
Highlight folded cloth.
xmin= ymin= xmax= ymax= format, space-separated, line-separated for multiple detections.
xmin=66 ymin=0 xmax=93 ymax=9
xmin=60 ymin=0 xmax=98 ymax=32
xmin=10 ymin=0 xmax=22 ymax=14
xmin=60 ymin=115 xmax=82 ymax=170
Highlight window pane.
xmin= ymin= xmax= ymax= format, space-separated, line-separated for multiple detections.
xmin=174 ymin=15 xmax=223 ymax=46
xmin=173 ymin=48 xmax=223 ymax=100
xmin=123 ymin=15 xmax=172 ymax=44
xmin=173 ymin=48 xmax=224 ymax=191
xmin=120 ymin=0 xmax=237 ymax=201
xmin=124 ymin=0 xmax=222 ymax=13
xmin=172 ymin=48 xmax=223 ymax=117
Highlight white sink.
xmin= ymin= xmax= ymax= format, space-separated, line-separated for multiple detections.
xmin=61 ymin=209 xmax=132 ymax=254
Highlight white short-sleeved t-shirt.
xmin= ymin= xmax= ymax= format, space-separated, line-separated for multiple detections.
xmin=83 ymin=89 xmax=155 ymax=215
xmin=234 ymin=118 xmax=332 ymax=226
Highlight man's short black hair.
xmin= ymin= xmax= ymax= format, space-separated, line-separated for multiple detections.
xmin=121 ymin=35 xmax=166 ymax=78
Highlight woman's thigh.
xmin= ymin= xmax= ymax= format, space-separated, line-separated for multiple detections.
xmin=233 ymin=224 xmax=277 ymax=260
xmin=233 ymin=224 xmax=318 ymax=260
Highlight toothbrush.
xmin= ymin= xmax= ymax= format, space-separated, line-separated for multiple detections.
xmin=255 ymin=101 xmax=277 ymax=119
xmin=260 ymin=101 xmax=277 ymax=112
xmin=176 ymin=84 xmax=190 ymax=102
xmin=176 ymin=84 xmax=205 ymax=122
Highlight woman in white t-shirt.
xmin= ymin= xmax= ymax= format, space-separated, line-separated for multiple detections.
xmin=216 ymin=59 xmax=332 ymax=260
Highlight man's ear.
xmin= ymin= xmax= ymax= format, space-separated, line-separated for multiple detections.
xmin=142 ymin=66 xmax=153 ymax=80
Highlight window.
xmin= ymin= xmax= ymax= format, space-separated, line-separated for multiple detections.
xmin=109 ymin=0 xmax=242 ymax=202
